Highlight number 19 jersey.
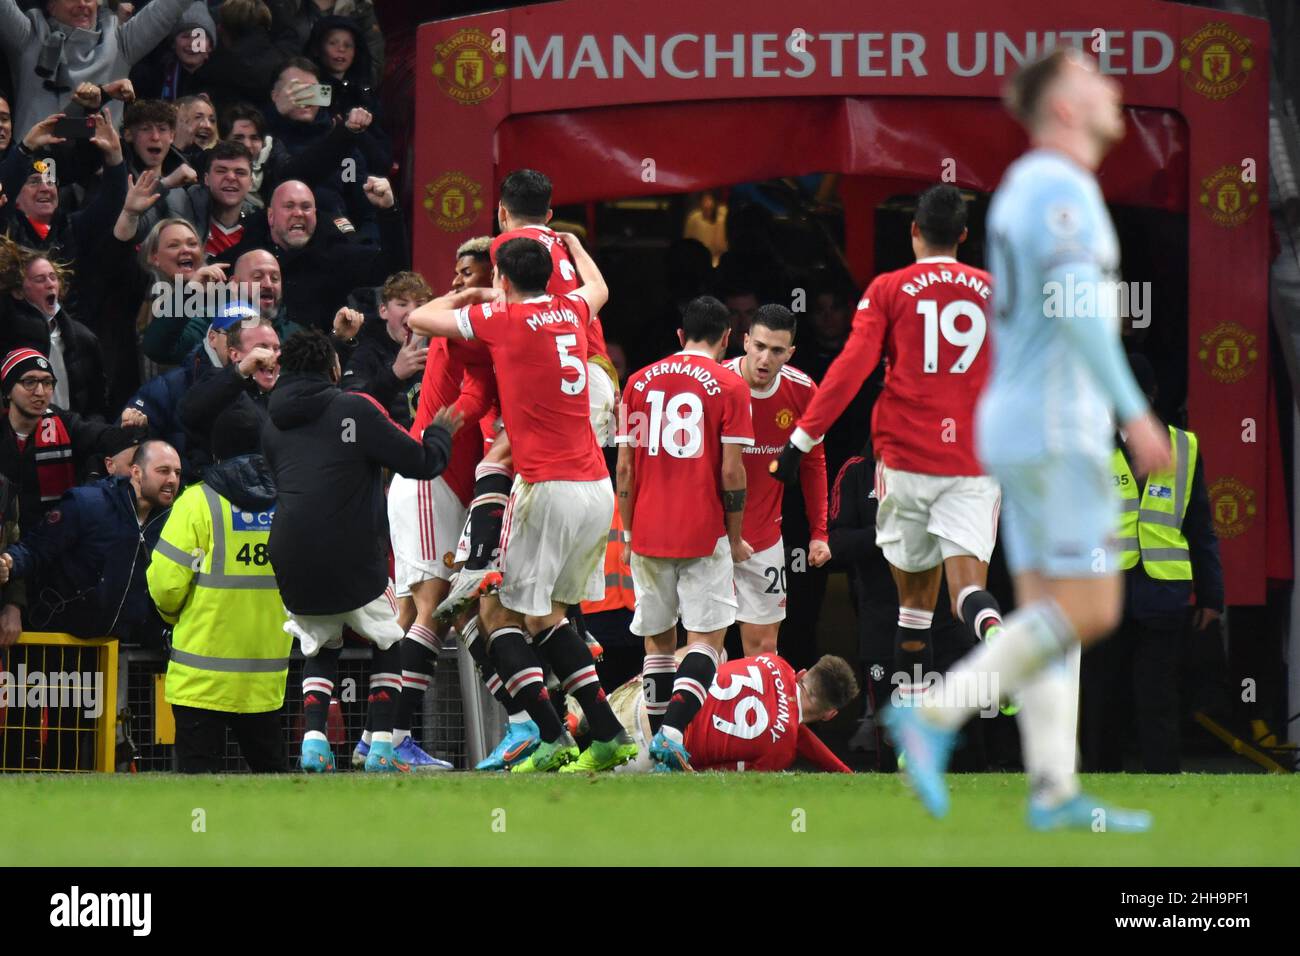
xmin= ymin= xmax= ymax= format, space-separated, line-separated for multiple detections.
xmin=617 ymin=349 xmax=753 ymax=558
xmin=796 ymin=257 xmax=993 ymax=476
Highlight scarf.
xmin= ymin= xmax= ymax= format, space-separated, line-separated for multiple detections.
xmin=33 ymin=412 xmax=75 ymax=505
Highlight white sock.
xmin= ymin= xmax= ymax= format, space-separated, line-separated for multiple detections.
xmin=508 ymin=711 xmax=531 ymax=724
xmin=393 ymin=728 xmax=409 ymax=745
xmin=305 ymin=730 xmax=327 ymax=743
xmin=360 ymin=730 xmax=372 ymax=746
xmin=923 ymin=600 xmax=1076 ymax=731
xmin=1016 ymin=644 xmax=1082 ymax=806
xmin=371 ymin=731 xmax=393 ymax=746
xmin=662 ymin=726 xmax=684 ymax=745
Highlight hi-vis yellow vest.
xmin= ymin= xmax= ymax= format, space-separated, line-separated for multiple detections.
xmin=581 ymin=508 xmax=636 ymax=614
xmin=148 ymin=483 xmax=290 ymax=713
xmin=1111 ymin=425 xmax=1197 ymax=580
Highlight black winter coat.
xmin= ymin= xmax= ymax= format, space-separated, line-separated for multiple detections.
xmin=0 ymin=299 xmax=108 ymax=420
xmin=262 ymin=370 xmax=451 ymax=614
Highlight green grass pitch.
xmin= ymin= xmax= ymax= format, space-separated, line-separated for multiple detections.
xmin=4 ymin=772 xmax=1297 ymax=866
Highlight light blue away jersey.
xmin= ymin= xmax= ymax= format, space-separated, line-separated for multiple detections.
xmin=978 ymin=148 xmax=1147 ymax=465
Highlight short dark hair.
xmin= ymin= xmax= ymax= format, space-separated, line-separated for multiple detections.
xmin=456 ymin=236 xmax=491 ymax=263
xmin=750 ymin=303 xmax=796 ymax=338
xmin=1005 ymin=47 xmax=1072 ymax=126
xmin=123 ymin=99 xmax=178 ymax=131
xmin=804 ymin=655 xmax=860 ymax=713
xmin=131 ymin=439 xmax=172 ymax=470
xmin=208 ymin=139 xmax=253 ymax=167
xmin=220 ymin=103 xmax=266 ymax=138
xmin=279 ymin=329 xmax=335 ymax=376
xmin=914 ymin=184 xmax=968 ymax=248
xmin=499 ymin=169 xmax=552 ymax=221
xmin=494 ymin=237 xmax=551 ymax=294
xmin=681 ymin=295 xmax=730 ymax=345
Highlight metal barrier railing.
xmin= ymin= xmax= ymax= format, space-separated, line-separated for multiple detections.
xmin=0 ymin=633 xmax=119 ymax=773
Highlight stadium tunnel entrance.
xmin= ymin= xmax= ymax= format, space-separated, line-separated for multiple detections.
xmin=414 ymin=0 xmax=1284 ymax=605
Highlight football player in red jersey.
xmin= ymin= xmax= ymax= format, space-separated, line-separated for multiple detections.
xmin=410 ymin=234 xmax=637 ymax=773
xmin=774 ymin=186 xmax=1006 ymax=706
xmin=574 ymin=651 xmax=859 ymax=773
xmin=723 ymin=304 xmax=830 ymax=657
xmin=436 ymin=169 xmax=619 ymax=623
xmin=616 ymin=296 xmax=754 ymax=771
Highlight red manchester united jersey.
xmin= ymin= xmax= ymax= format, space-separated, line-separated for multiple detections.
xmin=617 ymin=350 xmax=753 ymax=558
xmin=409 ymin=338 xmax=495 ymax=504
xmin=491 ymin=224 xmax=609 ymax=361
xmin=723 ymin=357 xmax=828 ymax=553
xmin=685 ymin=654 xmax=803 ymax=771
xmin=796 ymin=257 xmax=992 ymax=476
xmin=455 ymin=292 xmax=607 ymax=484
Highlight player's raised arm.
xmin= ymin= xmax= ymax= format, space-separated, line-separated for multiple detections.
xmin=408 ymin=287 xmax=499 ymax=340
xmin=557 ymin=232 xmax=609 ymax=314
xmin=772 ymin=281 xmax=888 ymax=484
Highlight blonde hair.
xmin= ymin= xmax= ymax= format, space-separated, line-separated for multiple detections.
xmin=139 ymin=218 xmax=203 ymax=276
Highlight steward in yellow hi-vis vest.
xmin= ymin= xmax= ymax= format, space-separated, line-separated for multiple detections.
xmin=1083 ymin=354 xmax=1223 ymax=777
xmin=147 ymin=412 xmax=290 ymax=773
xmin=1111 ymin=424 xmax=1197 ymax=580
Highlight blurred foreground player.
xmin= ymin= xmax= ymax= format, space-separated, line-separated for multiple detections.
xmin=263 ymin=331 xmax=461 ymax=773
xmin=881 ymin=49 xmax=1170 ymax=829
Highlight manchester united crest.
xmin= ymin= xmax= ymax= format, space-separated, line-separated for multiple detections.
xmin=775 ymin=408 xmax=795 ymax=430
xmin=422 ymin=172 xmax=485 ymax=232
xmin=1197 ymin=321 xmax=1258 ymax=384
xmin=1209 ymin=477 xmax=1256 ymax=539
xmin=431 ymin=28 xmax=506 ymax=105
xmin=1198 ymin=165 xmax=1259 ymax=228
xmin=1179 ymin=23 xmax=1254 ymax=101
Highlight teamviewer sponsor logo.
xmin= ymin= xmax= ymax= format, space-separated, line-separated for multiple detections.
xmin=49 ymin=887 xmax=151 ymax=936
xmin=0 ymin=665 xmax=104 ymax=719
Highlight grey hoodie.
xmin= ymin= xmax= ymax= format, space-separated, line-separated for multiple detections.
xmin=0 ymin=0 xmax=214 ymax=135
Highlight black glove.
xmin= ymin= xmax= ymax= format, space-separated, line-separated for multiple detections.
xmin=770 ymin=441 xmax=803 ymax=485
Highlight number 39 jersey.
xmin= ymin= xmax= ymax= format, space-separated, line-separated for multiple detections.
xmin=455 ymin=292 xmax=607 ymax=483
xmin=685 ymin=654 xmax=802 ymax=771
xmin=617 ymin=350 xmax=753 ymax=558
xmin=795 ymin=257 xmax=993 ymax=477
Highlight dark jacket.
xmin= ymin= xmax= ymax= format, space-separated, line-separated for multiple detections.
xmin=0 ymin=151 xmax=128 ymax=306
xmin=268 ymin=0 xmax=384 ymax=87
xmin=339 ymin=315 xmax=416 ymax=429
xmin=5 ymin=476 xmax=170 ymax=642
xmin=0 ymin=472 xmax=26 ymax=613
xmin=264 ymin=106 xmax=381 ymax=236
xmin=0 ymin=409 xmax=146 ymax=533
xmin=205 ymin=452 xmax=277 ymax=514
xmin=256 ymin=204 xmax=407 ymax=331
xmin=0 ymin=299 xmax=108 ymax=420
xmin=262 ymin=370 xmax=452 ymax=614
xmin=128 ymin=345 xmax=215 ymax=481
xmin=191 ymin=26 xmax=287 ymax=117
xmin=1118 ymin=441 xmax=1224 ymax=622
xmin=305 ymin=15 xmax=391 ymax=172
xmin=178 ymin=361 xmax=272 ymax=466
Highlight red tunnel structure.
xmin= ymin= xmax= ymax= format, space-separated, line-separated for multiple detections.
xmin=414 ymin=0 xmax=1283 ymax=603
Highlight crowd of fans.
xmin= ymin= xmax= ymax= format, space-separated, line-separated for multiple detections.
xmin=0 ymin=0 xmax=401 ymax=650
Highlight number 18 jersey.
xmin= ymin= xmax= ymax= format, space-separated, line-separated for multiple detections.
xmin=617 ymin=349 xmax=753 ymax=558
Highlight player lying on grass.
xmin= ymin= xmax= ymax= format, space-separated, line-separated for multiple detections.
xmin=567 ymin=651 xmax=859 ymax=772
